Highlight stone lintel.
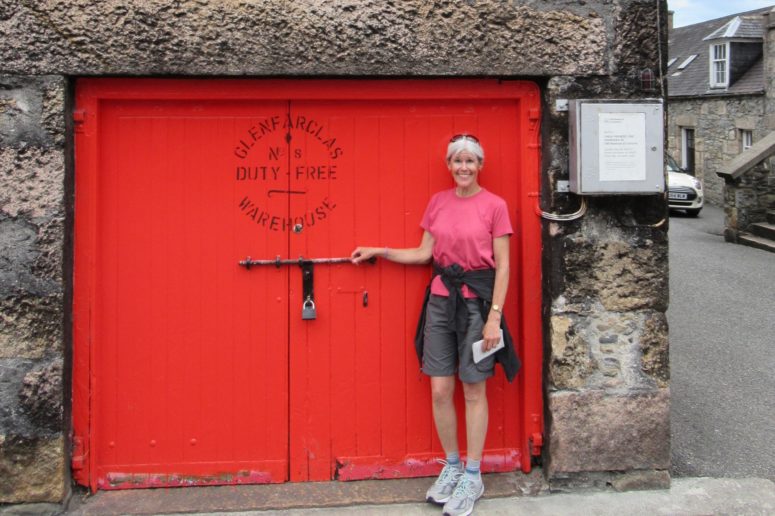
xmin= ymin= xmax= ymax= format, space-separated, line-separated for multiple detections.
xmin=673 ymin=114 xmax=697 ymax=127
xmin=0 ymin=1 xmax=610 ymax=77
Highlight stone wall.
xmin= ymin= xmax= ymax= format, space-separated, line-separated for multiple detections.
xmin=668 ymin=95 xmax=766 ymax=206
xmin=543 ymin=75 xmax=671 ymax=483
xmin=722 ymin=161 xmax=775 ymax=241
xmin=0 ymin=0 xmax=669 ymax=504
xmin=0 ymin=75 xmax=67 ymax=503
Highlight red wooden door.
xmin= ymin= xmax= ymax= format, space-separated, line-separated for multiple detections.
xmin=72 ymin=80 xmax=543 ymax=490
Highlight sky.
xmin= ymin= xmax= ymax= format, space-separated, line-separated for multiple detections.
xmin=670 ymin=0 xmax=775 ymax=27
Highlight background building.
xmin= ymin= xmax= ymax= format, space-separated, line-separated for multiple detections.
xmin=667 ymin=6 xmax=773 ymax=206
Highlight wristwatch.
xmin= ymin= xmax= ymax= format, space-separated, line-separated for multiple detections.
xmin=491 ymin=304 xmax=502 ymax=313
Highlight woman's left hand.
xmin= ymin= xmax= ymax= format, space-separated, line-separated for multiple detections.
xmin=482 ymin=317 xmax=501 ymax=351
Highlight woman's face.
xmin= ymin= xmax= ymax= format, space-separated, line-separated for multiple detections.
xmin=447 ymin=150 xmax=482 ymax=190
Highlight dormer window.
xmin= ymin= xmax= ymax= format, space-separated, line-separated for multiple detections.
xmin=710 ymin=43 xmax=728 ymax=88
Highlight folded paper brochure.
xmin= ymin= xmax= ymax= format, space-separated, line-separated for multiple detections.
xmin=472 ymin=329 xmax=504 ymax=364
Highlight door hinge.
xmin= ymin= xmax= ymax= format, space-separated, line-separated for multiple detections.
xmin=71 ymin=435 xmax=86 ymax=470
xmin=529 ymin=412 xmax=543 ymax=457
xmin=529 ymin=432 xmax=543 ymax=456
xmin=73 ymin=110 xmax=87 ymax=134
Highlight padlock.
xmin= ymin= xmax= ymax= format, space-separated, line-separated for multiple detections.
xmin=302 ymin=296 xmax=317 ymax=320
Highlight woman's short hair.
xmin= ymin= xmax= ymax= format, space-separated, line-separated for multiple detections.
xmin=446 ymin=135 xmax=484 ymax=164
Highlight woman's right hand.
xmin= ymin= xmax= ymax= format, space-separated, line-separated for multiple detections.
xmin=350 ymin=246 xmax=385 ymax=264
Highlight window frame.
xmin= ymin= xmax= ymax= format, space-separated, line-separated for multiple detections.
xmin=709 ymin=42 xmax=729 ymax=88
xmin=740 ymin=129 xmax=753 ymax=151
xmin=681 ymin=127 xmax=696 ymax=174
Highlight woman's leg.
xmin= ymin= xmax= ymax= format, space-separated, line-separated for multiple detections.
xmin=462 ymin=380 xmax=488 ymax=461
xmin=430 ymin=375 xmax=458 ymax=453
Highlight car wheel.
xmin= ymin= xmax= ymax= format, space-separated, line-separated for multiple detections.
xmin=685 ymin=208 xmax=701 ymax=217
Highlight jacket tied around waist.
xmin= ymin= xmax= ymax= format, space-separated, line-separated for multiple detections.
xmin=414 ymin=263 xmax=521 ymax=382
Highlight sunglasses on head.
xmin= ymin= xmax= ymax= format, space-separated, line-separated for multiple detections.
xmin=449 ymin=134 xmax=480 ymax=144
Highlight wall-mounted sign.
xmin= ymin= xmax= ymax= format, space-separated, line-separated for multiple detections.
xmin=569 ymin=100 xmax=664 ymax=195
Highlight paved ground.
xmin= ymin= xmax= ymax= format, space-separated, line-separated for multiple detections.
xmin=175 ymin=478 xmax=775 ymax=516
xmin=58 ymin=477 xmax=775 ymax=515
xmin=668 ymin=205 xmax=775 ymax=480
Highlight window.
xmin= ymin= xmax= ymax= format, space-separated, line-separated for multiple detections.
xmin=682 ymin=128 xmax=696 ymax=174
xmin=740 ymin=129 xmax=753 ymax=151
xmin=641 ymin=69 xmax=656 ymax=91
xmin=677 ymin=55 xmax=697 ymax=69
xmin=710 ymin=43 xmax=728 ymax=87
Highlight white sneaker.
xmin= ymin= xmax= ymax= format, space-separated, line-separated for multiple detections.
xmin=425 ymin=460 xmax=464 ymax=505
xmin=442 ymin=474 xmax=484 ymax=516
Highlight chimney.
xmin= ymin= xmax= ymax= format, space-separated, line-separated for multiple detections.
xmin=668 ymin=10 xmax=674 ymax=31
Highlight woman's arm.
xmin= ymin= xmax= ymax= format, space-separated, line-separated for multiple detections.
xmin=482 ymin=235 xmax=510 ymax=351
xmin=351 ymin=230 xmax=435 ymax=265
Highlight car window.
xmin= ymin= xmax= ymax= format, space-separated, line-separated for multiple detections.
xmin=665 ymin=154 xmax=691 ymax=175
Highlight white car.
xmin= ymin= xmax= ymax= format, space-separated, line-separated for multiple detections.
xmin=667 ymin=155 xmax=703 ymax=217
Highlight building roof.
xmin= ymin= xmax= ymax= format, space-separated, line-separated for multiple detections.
xmin=703 ymin=16 xmax=764 ymax=41
xmin=668 ymin=7 xmax=772 ymax=98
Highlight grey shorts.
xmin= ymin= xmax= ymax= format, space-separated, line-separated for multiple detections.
xmin=422 ymin=294 xmax=496 ymax=384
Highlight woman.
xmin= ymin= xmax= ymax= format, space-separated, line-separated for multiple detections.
xmin=351 ymin=134 xmax=519 ymax=516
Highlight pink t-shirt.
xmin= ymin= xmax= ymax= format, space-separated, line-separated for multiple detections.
xmin=420 ymin=188 xmax=513 ymax=298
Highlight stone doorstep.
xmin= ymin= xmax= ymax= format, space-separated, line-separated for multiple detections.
xmin=0 ymin=503 xmax=61 ymax=516
xmin=750 ymin=221 xmax=775 ymax=240
xmin=66 ymin=470 xmax=549 ymax=516
xmin=738 ymin=232 xmax=775 ymax=253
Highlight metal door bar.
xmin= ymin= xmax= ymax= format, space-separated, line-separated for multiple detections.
xmin=238 ymin=255 xmax=374 ymax=269
xmin=239 ymin=255 xmax=375 ymax=320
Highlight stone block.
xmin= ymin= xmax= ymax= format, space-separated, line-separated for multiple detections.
xmin=0 ymin=358 xmax=36 ymax=434
xmin=18 ymin=360 xmax=63 ymax=433
xmin=673 ymin=114 xmax=697 ymax=127
xmin=735 ymin=116 xmax=757 ymax=131
xmin=612 ymin=1 xmax=661 ymax=69
xmin=0 ymin=503 xmax=61 ymax=515
xmin=640 ymin=312 xmax=669 ymax=387
xmin=0 ymin=295 xmax=62 ymax=360
xmin=0 ymin=76 xmax=65 ymax=149
xmin=0 ymin=148 xmax=65 ymax=219
xmin=562 ymin=230 xmax=668 ymax=312
xmin=610 ymin=469 xmax=671 ymax=491
xmin=546 ymin=389 xmax=670 ymax=475
xmin=548 ymin=315 xmax=594 ymax=390
xmin=0 ymin=435 xmax=64 ymax=503
xmin=547 ymin=468 xmax=670 ymax=492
